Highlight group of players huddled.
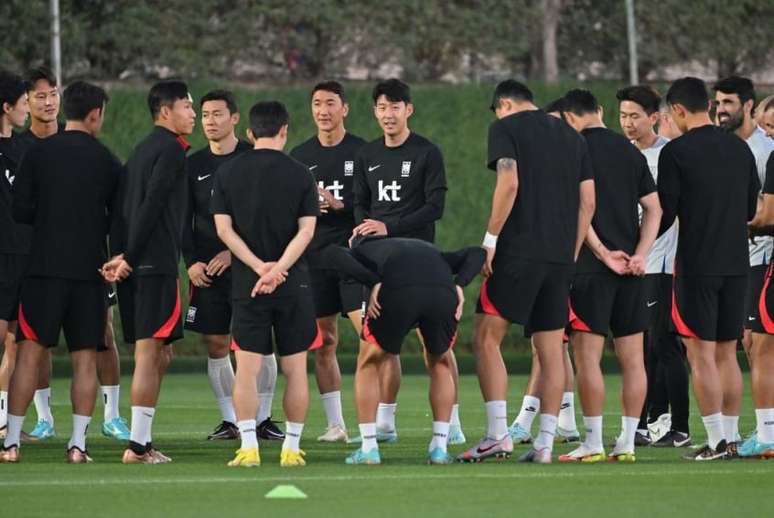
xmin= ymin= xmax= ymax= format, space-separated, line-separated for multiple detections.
xmin=1 ymin=65 xmax=774 ymax=467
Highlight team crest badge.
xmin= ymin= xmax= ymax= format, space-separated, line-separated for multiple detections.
xmin=344 ymin=161 xmax=354 ymax=176
xmin=186 ymin=306 xmax=197 ymax=323
xmin=401 ymin=161 xmax=411 ymax=178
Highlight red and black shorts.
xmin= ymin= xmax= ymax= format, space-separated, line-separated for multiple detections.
xmin=672 ymin=275 xmax=746 ymax=342
xmin=17 ymin=276 xmax=107 ymax=351
xmin=231 ymin=293 xmax=322 ymax=357
xmin=117 ymin=275 xmax=182 ymax=345
xmin=184 ymin=272 xmax=232 ymax=336
xmin=311 ymin=268 xmax=364 ymax=319
xmin=362 ymin=284 xmax=458 ymax=356
xmin=476 ymin=256 xmax=574 ymax=333
xmin=745 ymin=264 xmax=768 ymax=330
xmin=0 ymin=253 xmax=26 ymax=322
xmin=569 ymin=271 xmax=649 ymax=338
xmin=751 ymin=263 xmax=774 ymax=335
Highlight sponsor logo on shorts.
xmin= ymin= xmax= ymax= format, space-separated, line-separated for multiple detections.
xmin=186 ymin=306 xmax=197 ymax=323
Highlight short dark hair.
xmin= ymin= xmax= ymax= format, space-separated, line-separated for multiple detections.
xmin=562 ymin=89 xmax=600 ymax=116
xmin=0 ymin=70 xmax=28 ymax=110
xmin=543 ymin=97 xmax=566 ymax=115
xmin=616 ymin=85 xmax=661 ymax=115
xmin=26 ymin=66 xmax=57 ymax=90
xmin=666 ymin=77 xmax=709 ymax=113
xmin=713 ymin=76 xmax=756 ymax=106
xmin=63 ymin=81 xmax=108 ymax=121
xmin=248 ymin=101 xmax=289 ymax=139
xmin=147 ymin=80 xmax=189 ymax=120
xmin=199 ymin=89 xmax=238 ymax=114
xmin=312 ymin=80 xmax=347 ymax=104
xmin=372 ymin=79 xmax=411 ymax=105
xmin=490 ymin=80 xmax=533 ymax=111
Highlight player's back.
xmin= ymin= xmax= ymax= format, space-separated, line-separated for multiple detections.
xmin=354 ymin=237 xmax=453 ymax=289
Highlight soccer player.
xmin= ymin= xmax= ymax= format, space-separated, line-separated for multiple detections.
xmin=658 ymin=77 xmax=759 ymax=461
xmin=617 ymin=85 xmax=691 ymax=448
xmin=326 ymin=236 xmax=484 ymax=465
xmin=352 ymin=78 xmax=465 ymax=444
xmin=102 ymin=80 xmax=196 ymax=464
xmin=0 ymin=81 xmax=120 ymax=463
xmin=290 ymin=81 xmax=366 ymax=442
xmin=558 ymin=89 xmax=661 ymax=463
xmin=745 ymin=150 xmax=774 ymax=457
xmin=183 ymin=89 xmax=282 ymax=442
xmin=0 ymin=70 xmax=29 ymax=440
xmin=459 ymin=80 xmax=595 ymax=464
xmin=713 ymin=76 xmax=774 ymax=450
xmin=212 ymin=101 xmax=319 ymax=468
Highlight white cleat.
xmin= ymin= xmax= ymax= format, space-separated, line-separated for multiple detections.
xmin=317 ymin=424 xmax=348 ymax=443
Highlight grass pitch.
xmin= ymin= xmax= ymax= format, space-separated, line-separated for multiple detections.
xmin=2 ymin=373 xmax=772 ymax=517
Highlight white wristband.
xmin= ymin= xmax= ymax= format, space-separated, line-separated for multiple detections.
xmin=483 ymin=232 xmax=498 ymax=248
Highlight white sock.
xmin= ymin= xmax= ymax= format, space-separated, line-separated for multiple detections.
xmin=101 ymin=385 xmax=120 ymax=422
xmin=130 ymin=406 xmax=155 ymax=446
xmin=533 ymin=413 xmax=558 ymax=452
xmin=0 ymin=391 xmax=7 ymax=428
xmin=756 ymin=408 xmax=774 ymax=443
xmin=485 ymin=400 xmax=508 ymax=440
xmin=429 ymin=421 xmax=450 ymax=453
xmin=583 ymin=415 xmax=603 ymax=451
xmin=320 ymin=391 xmax=345 ymax=428
xmin=33 ymin=388 xmax=53 ymax=424
xmin=238 ymin=419 xmax=258 ymax=450
xmin=282 ymin=421 xmax=304 ymax=451
xmin=702 ymin=413 xmax=725 ymax=450
xmin=256 ymin=354 xmax=277 ymax=423
xmin=722 ymin=414 xmax=739 ymax=442
xmin=617 ymin=416 xmax=639 ymax=453
xmin=359 ymin=422 xmax=378 ymax=451
xmin=376 ymin=403 xmax=397 ymax=432
xmin=514 ymin=395 xmax=540 ymax=431
xmin=3 ymin=414 xmax=24 ymax=448
xmin=558 ymin=391 xmax=578 ymax=431
xmin=450 ymin=404 xmax=461 ymax=427
xmin=67 ymin=414 xmax=91 ymax=451
xmin=207 ymin=356 xmax=236 ymax=424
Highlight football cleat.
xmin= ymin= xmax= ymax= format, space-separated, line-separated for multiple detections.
xmin=121 ymin=449 xmax=156 ymax=464
xmin=634 ymin=430 xmax=651 ymax=447
xmin=147 ymin=446 xmax=172 ymax=464
xmin=456 ymin=436 xmax=514 ymax=463
xmin=647 ymin=413 xmax=672 ymax=442
xmin=682 ymin=440 xmax=727 ymax=461
xmin=518 ymin=447 xmax=552 ymax=464
xmin=559 ymin=444 xmax=606 ymax=463
xmin=280 ymin=449 xmax=306 ymax=467
xmin=345 ymin=447 xmax=382 ymax=465
xmin=66 ymin=446 xmax=93 ymax=464
xmin=102 ymin=417 xmax=131 ymax=441
xmin=556 ymin=426 xmax=581 ymax=443
xmin=508 ymin=423 xmax=532 ymax=444
xmin=317 ymin=424 xmax=348 ymax=443
xmin=257 ymin=418 xmax=285 ymax=441
xmin=0 ymin=444 xmax=20 ymax=463
xmin=607 ymin=450 xmax=636 ymax=463
xmin=27 ymin=419 xmax=55 ymax=440
xmin=348 ymin=428 xmax=398 ymax=444
xmin=207 ymin=421 xmax=239 ymax=441
xmin=652 ymin=430 xmax=691 ymax=448
xmin=448 ymin=424 xmax=466 ymax=445
xmin=738 ymin=434 xmax=774 ymax=458
xmin=427 ymin=447 xmax=453 ymax=465
xmin=227 ymin=448 xmax=261 ymax=467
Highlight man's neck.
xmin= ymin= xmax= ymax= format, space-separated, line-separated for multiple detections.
xmin=30 ymin=119 xmax=58 ymax=139
xmin=0 ymin=117 xmax=12 ymax=138
xmin=64 ymin=121 xmax=92 ymax=136
xmin=735 ymin=117 xmax=757 ymax=141
xmin=684 ymin=113 xmax=713 ymax=132
xmin=581 ymin=117 xmax=606 ymax=131
xmin=318 ymin=125 xmax=346 ymax=147
xmin=633 ymin=131 xmax=659 ymax=150
xmin=209 ymin=133 xmax=238 ymax=156
xmin=155 ymin=120 xmax=179 ymax=135
xmin=254 ymin=137 xmax=283 ymax=151
xmin=384 ymin=127 xmax=410 ymax=148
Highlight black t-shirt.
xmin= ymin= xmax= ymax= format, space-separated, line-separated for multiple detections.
xmin=658 ymin=125 xmax=759 ymax=276
xmin=12 ymin=131 xmax=121 ymax=280
xmin=115 ymin=126 xmax=190 ymax=275
xmin=210 ymin=149 xmax=320 ymax=300
xmin=182 ymin=140 xmax=252 ymax=268
xmin=14 ymin=123 xmax=65 ymax=158
xmin=324 ymin=236 xmax=485 ymax=290
xmin=764 ymin=151 xmax=774 ymax=195
xmin=290 ymin=132 xmax=366 ymax=266
xmin=0 ymin=133 xmax=32 ymax=254
xmin=353 ymin=132 xmax=447 ymax=243
xmin=487 ymin=110 xmax=594 ymax=265
xmin=577 ymin=127 xmax=656 ymax=273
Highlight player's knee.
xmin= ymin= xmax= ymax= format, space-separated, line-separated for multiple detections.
xmin=204 ymin=335 xmax=230 ymax=358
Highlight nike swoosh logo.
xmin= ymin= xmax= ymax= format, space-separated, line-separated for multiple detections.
xmin=107 ymin=291 xmax=116 ymax=299
xmin=309 ymin=165 xmax=318 ymax=171
xmin=197 ymin=174 xmax=211 ymax=181
xmin=476 ymin=444 xmax=497 ymax=454
xmin=647 ymin=301 xmax=657 ymax=307
xmin=368 ymin=164 xmax=382 ymax=172
xmin=749 ymin=316 xmax=756 ymax=321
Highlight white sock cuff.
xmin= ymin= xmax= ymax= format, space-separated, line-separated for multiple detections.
xmin=320 ymin=391 xmax=341 ymax=401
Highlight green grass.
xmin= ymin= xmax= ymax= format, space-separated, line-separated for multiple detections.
xmin=3 ymin=373 xmax=772 ymax=517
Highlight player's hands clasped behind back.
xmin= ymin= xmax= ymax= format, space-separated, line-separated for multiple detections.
xmin=251 ymin=261 xmax=288 ymax=297
xmin=206 ymin=250 xmax=231 ymax=277
xmin=100 ymin=254 xmax=132 ymax=282
xmin=600 ymin=250 xmax=646 ymax=277
xmin=188 ymin=262 xmax=211 ymax=288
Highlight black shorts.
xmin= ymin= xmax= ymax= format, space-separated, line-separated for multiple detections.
xmin=0 ymin=254 xmax=26 ymax=322
xmin=231 ymin=293 xmax=321 ymax=356
xmin=745 ymin=264 xmax=768 ymax=330
xmin=672 ymin=275 xmax=746 ymax=342
xmin=751 ymin=263 xmax=774 ymax=334
xmin=117 ymin=275 xmax=182 ymax=345
xmin=17 ymin=277 xmax=107 ymax=350
xmin=105 ymin=283 xmax=118 ymax=308
xmin=185 ymin=273 xmax=231 ymax=335
xmin=476 ymin=256 xmax=574 ymax=333
xmin=362 ymin=284 xmax=457 ymax=356
xmin=569 ymin=271 xmax=649 ymax=338
xmin=311 ymin=269 xmax=363 ymax=319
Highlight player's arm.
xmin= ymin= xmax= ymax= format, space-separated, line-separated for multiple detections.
xmin=214 ymin=213 xmax=271 ymax=275
xmin=323 ymin=246 xmax=381 ymax=287
xmin=749 ymin=153 xmax=773 ymax=235
xmin=656 ymin=146 xmax=679 ymax=236
xmin=353 ymin=154 xmax=370 ymax=225
xmin=10 ymin=152 xmax=37 ymax=224
xmin=584 ymin=224 xmax=629 ymax=275
xmin=481 ymin=157 xmax=519 ymax=276
xmin=574 ymin=143 xmax=596 ymax=260
xmin=441 ymin=247 xmax=486 ymax=287
xmin=629 ymin=192 xmax=662 ymax=275
xmin=383 ymin=147 xmax=447 ymax=235
xmin=124 ymin=144 xmax=185 ymax=267
xmin=254 ymin=216 xmax=316 ymax=295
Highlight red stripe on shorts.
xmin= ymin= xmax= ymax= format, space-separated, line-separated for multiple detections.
xmin=362 ymin=316 xmax=383 ymax=350
xmin=230 ymin=338 xmax=242 ymax=352
xmin=671 ymin=282 xmax=698 ymax=339
xmin=568 ymin=302 xmax=591 ymax=333
xmin=479 ymin=279 xmax=503 ymax=318
xmin=17 ymin=304 xmax=39 ymax=342
xmin=153 ymin=279 xmax=181 ymax=339
xmin=308 ymin=323 xmax=324 ymax=351
xmin=759 ymin=263 xmax=774 ymax=334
